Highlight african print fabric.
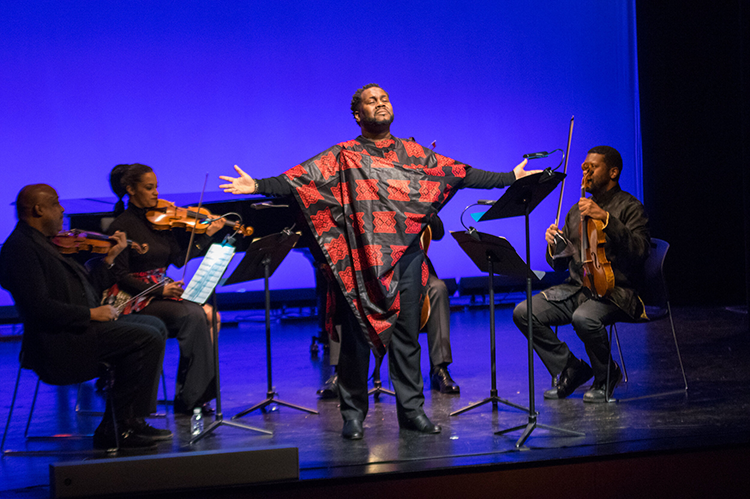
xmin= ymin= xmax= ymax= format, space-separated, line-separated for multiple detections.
xmin=284 ymin=136 xmax=467 ymax=355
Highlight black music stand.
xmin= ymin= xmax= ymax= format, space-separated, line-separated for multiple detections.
xmin=368 ymin=354 xmax=395 ymax=400
xmin=229 ymin=230 xmax=319 ymax=419
xmin=479 ymin=170 xmax=584 ymax=447
xmin=190 ymin=290 xmax=272 ymax=444
xmin=450 ymin=231 xmax=530 ymax=416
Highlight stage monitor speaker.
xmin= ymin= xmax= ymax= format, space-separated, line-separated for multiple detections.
xmin=50 ymin=447 xmax=298 ymax=498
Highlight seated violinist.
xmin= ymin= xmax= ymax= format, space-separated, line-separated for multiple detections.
xmin=512 ymin=146 xmax=650 ymax=402
xmin=0 ymin=184 xmax=170 ymax=450
xmin=105 ymin=164 xmax=225 ymax=415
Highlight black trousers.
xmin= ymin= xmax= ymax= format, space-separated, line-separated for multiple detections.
xmin=512 ymin=289 xmax=628 ymax=384
xmin=425 ymin=272 xmax=452 ymax=370
xmin=337 ymin=248 xmax=426 ymax=422
xmin=138 ymin=299 xmax=215 ymax=409
xmin=96 ymin=314 xmax=166 ymax=421
xmin=326 ymin=271 xmax=451 ymax=372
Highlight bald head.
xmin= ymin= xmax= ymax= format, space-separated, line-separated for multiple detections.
xmin=16 ymin=184 xmax=64 ymax=236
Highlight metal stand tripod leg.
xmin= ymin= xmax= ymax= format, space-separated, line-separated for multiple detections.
xmin=191 ymin=293 xmax=271 ymax=444
xmin=495 ymin=210 xmax=583 ymax=447
xmin=232 ymin=258 xmax=318 ymax=420
xmin=368 ymin=355 xmax=395 ymax=401
xmin=452 ymin=257 xmax=529 ymax=416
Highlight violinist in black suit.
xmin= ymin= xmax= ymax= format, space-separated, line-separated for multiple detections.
xmin=512 ymin=146 xmax=650 ymax=402
xmin=0 ymin=184 xmax=170 ymax=450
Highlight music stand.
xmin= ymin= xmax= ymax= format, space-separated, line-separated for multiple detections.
xmin=190 ymin=291 xmax=272 ymax=444
xmin=479 ymin=170 xmax=584 ymax=447
xmin=450 ymin=231 xmax=530 ymax=416
xmin=230 ymin=230 xmax=319 ymax=419
xmin=368 ymin=354 xmax=395 ymax=400
xmin=188 ymin=242 xmax=272 ymax=444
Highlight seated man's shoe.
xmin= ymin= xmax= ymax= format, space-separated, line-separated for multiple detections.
xmin=399 ymin=414 xmax=441 ymax=434
xmin=430 ymin=367 xmax=460 ymax=394
xmin=127 ymin=418 xmax=173 ymax=441
xmin=342 ymin=419 xmax=364 ymax=440
xmin=316 ymin=374 xmax=339 ymax=399
xmin=583 ymin=362 xmax=623 ymax=403
xmin=93 ymin=421 xmax=158 ymax=451
xmin=543 ymin=386 xmax=562 ymax=399
xmin=546 ymin=357 xmax=594 ymax=399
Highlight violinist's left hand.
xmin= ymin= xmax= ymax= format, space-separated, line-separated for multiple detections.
xmin=206 ymin=217 xmax=226 ymax=237
xmin=104 ymin=231 xmax=128 ymax=266
xmin=579 ymin=198 xmax=608 ymax=221
xmin=513 ymin=159 xmax=542 ymax=180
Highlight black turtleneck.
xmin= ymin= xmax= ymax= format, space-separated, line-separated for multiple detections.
xmin=107 ymin=203 xmax=212 ymax=296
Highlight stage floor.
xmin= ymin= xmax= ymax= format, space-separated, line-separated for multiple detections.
xmin=1 ymin=302 xmax=748 ymax=498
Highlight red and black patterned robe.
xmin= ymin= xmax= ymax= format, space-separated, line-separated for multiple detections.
xmin=260 ymin=135 xmax=513 ymax=355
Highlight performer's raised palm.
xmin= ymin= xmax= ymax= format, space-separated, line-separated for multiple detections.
xmin=513 ymin=159 xmax=541 ymax=179
xmin=219 ymin=165 xmax=255 ymax=194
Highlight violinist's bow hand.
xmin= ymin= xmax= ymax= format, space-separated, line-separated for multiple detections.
xmin=219 ymin=165 xmax=255 ymax=195
xmin=91 ymin=305 xmax=118 ymax=322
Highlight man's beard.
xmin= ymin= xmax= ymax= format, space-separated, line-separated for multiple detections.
xmin=360 ymin=114 xmax=394 ymax=134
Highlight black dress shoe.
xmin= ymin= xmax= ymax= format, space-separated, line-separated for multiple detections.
xmin=93 ymin=421 xmax=158 ymax=451
xmin=342 ymin=419 xmax=364 ymax=440
xmin=316 ymin=374 xmax=339 ymax=399
xmin=399 ymin=414 xmax=441 ymax=434
xmin=430 ymin=367 xmax=460 ymax=394
xmin=547 ymin=357 xmax=593 ymax=399
xmin=127 ymin=418 xmax=173 ymax=441
xmin=583 ymin=362 xmax=623 ymax=403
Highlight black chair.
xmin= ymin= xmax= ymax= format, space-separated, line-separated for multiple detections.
xmin=604 ymin=238 xmax=689 ymax=402
xmin=1 ymin=352 xmax=118 ymax=455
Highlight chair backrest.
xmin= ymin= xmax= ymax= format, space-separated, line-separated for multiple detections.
xmin=639 ymin=238 xmax=670 ymax=319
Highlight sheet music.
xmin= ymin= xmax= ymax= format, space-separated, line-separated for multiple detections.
xmin=182 ymin=243 xmax=236 ymax=305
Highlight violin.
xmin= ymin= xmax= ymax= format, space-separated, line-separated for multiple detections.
xmin=145 ymin=199 xmax=254 ymax=237
xmin=579 ymin=169 xmax=615 ymax=298
xmin=52 ymin=229 xmax=148 ymax=255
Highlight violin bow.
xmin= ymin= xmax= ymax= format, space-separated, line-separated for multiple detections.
xmin=554 ymin=116 xmax=575 ymax=228
xmin=114 ymin=280 xmax=170 ymax=317
xmin=181 ymin=173 xmax=209 ymax=282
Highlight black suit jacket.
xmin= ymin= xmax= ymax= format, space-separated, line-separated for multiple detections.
xmin=0 ymin=222 xmax=116 ymax=384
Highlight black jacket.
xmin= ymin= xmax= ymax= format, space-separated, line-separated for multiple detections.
xmin=0 ymin=221 xmax=115 ymax=384
xmin=543 ymin=185 xmax=650 ymax=319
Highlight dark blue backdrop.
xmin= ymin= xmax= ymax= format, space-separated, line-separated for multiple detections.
xmin=0 ymin=1 xmax=642 ymax=304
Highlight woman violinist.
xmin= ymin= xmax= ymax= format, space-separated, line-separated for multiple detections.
xmin=105 ymin=163 xmax=225 ymax=415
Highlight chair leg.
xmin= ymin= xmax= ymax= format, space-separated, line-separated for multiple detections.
xmin=161 ymin=369 xmax=168 ymax=407
xmin=667 ymin=302 xmax=689 ymax=392
xmin=75 ymin=381 xmax=103 ymax=416
xmin=611 ymin=324 xmax=629 ymax=383
xmin=1 ymin=363 xmax=24 ymax=454
xmin=552 ymin=326 xmax=559 ymax=386
xmin=605 ymin=326 xmax=615 ymax=403
xmin=24 ymin=378 xmax=42 ymax=439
